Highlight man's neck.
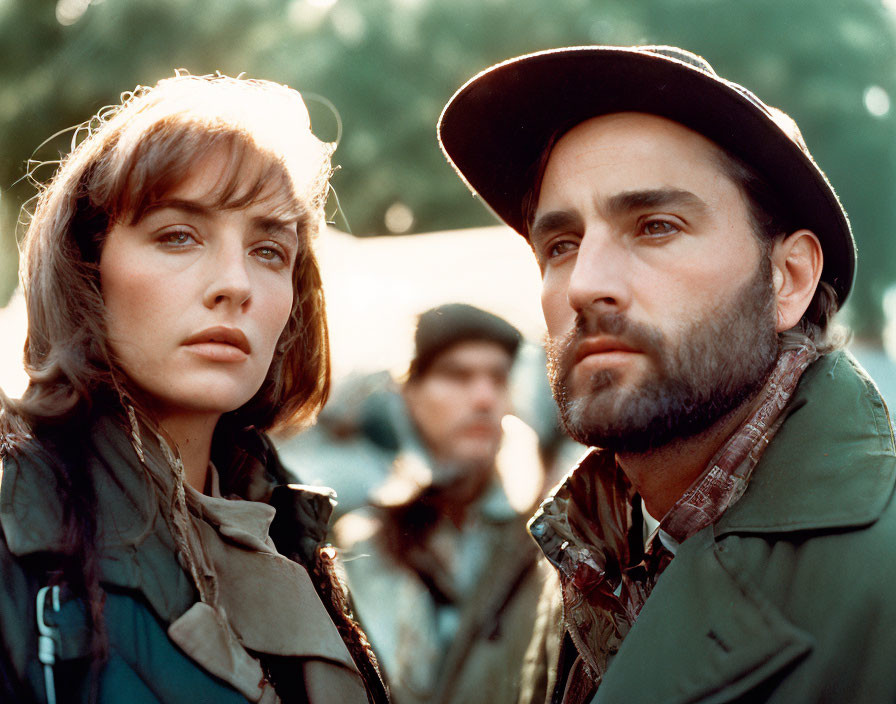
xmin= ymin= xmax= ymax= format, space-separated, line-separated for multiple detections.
xmin=430 ymin=459 xmax=495 ymax=529
xmin=616 ymin=398 xmax=756 ymax=520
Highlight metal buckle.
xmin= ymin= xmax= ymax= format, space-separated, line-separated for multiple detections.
xmin=36 ymin=585 xmax=60 ymax=704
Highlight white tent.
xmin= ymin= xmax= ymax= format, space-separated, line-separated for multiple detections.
xmin=316 ymin=224 xmax=545 ymax=379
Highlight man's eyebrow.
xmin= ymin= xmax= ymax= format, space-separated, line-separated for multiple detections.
xmin=604 ymin=188 xmax=709 ymax=216
xmin=529 ymin=188 xmax=707 ymax=242
xmin=529 ymin=210 xmax=583 ymax=245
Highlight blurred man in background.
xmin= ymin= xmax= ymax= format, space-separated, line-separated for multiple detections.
xmin=335 ymin=303 xmax=546 ymax=704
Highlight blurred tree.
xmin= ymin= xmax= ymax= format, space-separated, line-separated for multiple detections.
xmin=1 ymin=0 xmax=894 ymax=337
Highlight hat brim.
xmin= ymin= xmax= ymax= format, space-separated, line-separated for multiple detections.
xmin=438 ymin=46 xmax=855 ymax=305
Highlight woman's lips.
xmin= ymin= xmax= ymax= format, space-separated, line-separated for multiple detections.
xmin=182 ymin=326 xmax=251 ymax=361
xmin=183 ymin=342 xmax=249 ymax=362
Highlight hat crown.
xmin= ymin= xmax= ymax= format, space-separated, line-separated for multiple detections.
xmin=438 ymin=44 xmax=856 ymax=304
xmin=409 ymin=303 xmax=521 ymax=379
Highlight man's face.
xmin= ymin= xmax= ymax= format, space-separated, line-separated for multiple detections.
xmin=531 ymin=112 xmax=779 ymax=452
xmin=404 ymin=340 xmax=513 ymax=471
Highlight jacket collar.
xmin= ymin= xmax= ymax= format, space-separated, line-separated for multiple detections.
xmin=715 ymin=350 xmax=896 ymax=536
xmin=0 ymin=413 xmax=335 ymax=565
xmin=532 ymin=350 xmax=896 ymax=558
xmin=532 ymin=351 xmax=896 ymax=701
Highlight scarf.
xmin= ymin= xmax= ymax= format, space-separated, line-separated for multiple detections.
xmin=127 ymin=415 xmax=371 ymax=704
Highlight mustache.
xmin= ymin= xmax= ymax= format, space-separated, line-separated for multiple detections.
xmin=458 ymin=412 xmax=502 ymax=430
xmin=547 ymin=312 xmax=665 ymax=382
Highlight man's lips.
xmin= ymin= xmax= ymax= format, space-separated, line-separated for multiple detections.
xmin=183 ymin=326 xmax=252 ymax=355
xmin=462 ymin=421 xmax=500 ymax=436
xmin=574 ymin=337 xmax=640 ymax=364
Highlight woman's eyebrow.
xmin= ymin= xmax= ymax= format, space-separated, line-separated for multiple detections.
xmin=132 ymin=199 xmax=212 ymax=224
xmin=133 ymin=204 xmax=300 ymax=243
xmin=255 ymin=216 xmax=300 ymax=242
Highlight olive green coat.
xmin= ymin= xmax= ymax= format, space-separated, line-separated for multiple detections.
xmin=0 ymin=414 xmax=388 ymax=704
xmin=523 ymin=351 xmax=896 ymax=703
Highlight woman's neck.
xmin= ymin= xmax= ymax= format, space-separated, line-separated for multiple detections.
xmin=157 ymin=412 xmax=220 ymax=492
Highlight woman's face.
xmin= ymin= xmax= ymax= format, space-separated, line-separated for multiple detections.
xmin=99 ymin=150 xmax=299 ymax=424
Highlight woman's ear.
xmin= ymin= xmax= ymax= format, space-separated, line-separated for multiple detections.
xmin=769 ymin=229 xmax=823 ymax=332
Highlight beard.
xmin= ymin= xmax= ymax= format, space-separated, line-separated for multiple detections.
xmin=546 ymin=262 xmax=779 ymax=453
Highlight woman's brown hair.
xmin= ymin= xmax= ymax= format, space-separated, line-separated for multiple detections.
xmin=1 ymin=74 xmax=336 ymax=678
xmin=14 ymin=72 xmax=333 ymax=431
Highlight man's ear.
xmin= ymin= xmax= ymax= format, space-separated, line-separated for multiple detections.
xmin=769 ymin=229 xmax=823 ymax=332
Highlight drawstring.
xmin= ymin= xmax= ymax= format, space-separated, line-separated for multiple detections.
xmin=36 ymin=585 xmax=61 ymax=704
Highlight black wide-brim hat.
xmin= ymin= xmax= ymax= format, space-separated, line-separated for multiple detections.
xmin=438 ymin=45 xmax=856 ymax=305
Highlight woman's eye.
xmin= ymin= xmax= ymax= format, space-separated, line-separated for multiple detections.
xmin=157 ymin=229 xmax=197 ymax=247
xmin=252 ymin=245 xmax=287 ymax=264
xmin=641 ymin=219 xmax=679 ymax=237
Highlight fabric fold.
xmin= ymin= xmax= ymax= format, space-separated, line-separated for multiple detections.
xmin=168 ymin=601 xmax=273 ymax=702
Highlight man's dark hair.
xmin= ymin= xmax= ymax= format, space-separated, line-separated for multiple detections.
xmin=713 ymin=147 xmax=841 ymax=350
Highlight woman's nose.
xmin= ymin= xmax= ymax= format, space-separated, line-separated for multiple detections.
xmin=203 ymin=244 xmax=252 ymax=310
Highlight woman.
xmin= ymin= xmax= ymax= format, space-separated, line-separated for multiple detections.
xmin=0 ymin=74 xmax=388 ymax=703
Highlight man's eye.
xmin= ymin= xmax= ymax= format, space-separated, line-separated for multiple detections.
xmin=547 ymin=239 xmax=579 ymax=258
xmin=641 ymin=220 xmax=679 ymax=236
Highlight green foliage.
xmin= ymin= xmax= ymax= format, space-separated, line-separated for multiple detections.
xmin=2 ymin=0 xmax=895 ymax=336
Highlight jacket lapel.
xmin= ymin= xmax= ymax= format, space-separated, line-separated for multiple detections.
xmin=527 ymin=351 xmax=894 ymax=702
xmin=717 ymin=351 xmax=896 ymax=538
xmin=593 ymin=528 xmax=812 ymax=704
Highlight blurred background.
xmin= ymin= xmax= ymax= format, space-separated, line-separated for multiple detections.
xmin=1 ymin=0 xmax=894 ymax=449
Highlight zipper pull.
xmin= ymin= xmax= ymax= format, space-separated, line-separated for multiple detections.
xmin=36 ymin=585 xmax=61 ymax=704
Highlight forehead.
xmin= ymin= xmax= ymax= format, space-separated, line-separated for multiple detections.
xmin=426 ymin=340 xmax=513 ymax=375
xmin=539 ymin=112 xmax=737 ymax=203
xmin=179 ymin=148 xmax=290 ymax=204
xmin=163 ymin=149 xmax=237 ymax=200
xmin=124 ymin=138 xmax=303 ymax=227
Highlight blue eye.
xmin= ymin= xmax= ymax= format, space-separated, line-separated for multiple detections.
xmin=158 ymin=229 xmax=197 ymax=246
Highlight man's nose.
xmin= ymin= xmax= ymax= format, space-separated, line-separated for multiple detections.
xmin=470 ymin=375 xmax=503 ymax=411
xmin=565 ymin=229 xmax=631 ymax=314
xmin=203 ymin=242 xmax=252 ymax=309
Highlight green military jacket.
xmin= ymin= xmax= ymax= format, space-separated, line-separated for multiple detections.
xmin=0 ymin=413 xmax=388 ymax=704
xmin=525 ymin=351 xmax=896 ymax=703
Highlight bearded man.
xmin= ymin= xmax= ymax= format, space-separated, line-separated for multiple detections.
xmin=438 ymin=46 xmax=896 ymax=703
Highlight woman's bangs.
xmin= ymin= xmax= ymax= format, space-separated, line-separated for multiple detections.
xmin=111 ymin=125 xmax=303 ymax=225
xmin=203 ymin=139 xmax=304 ymax=220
